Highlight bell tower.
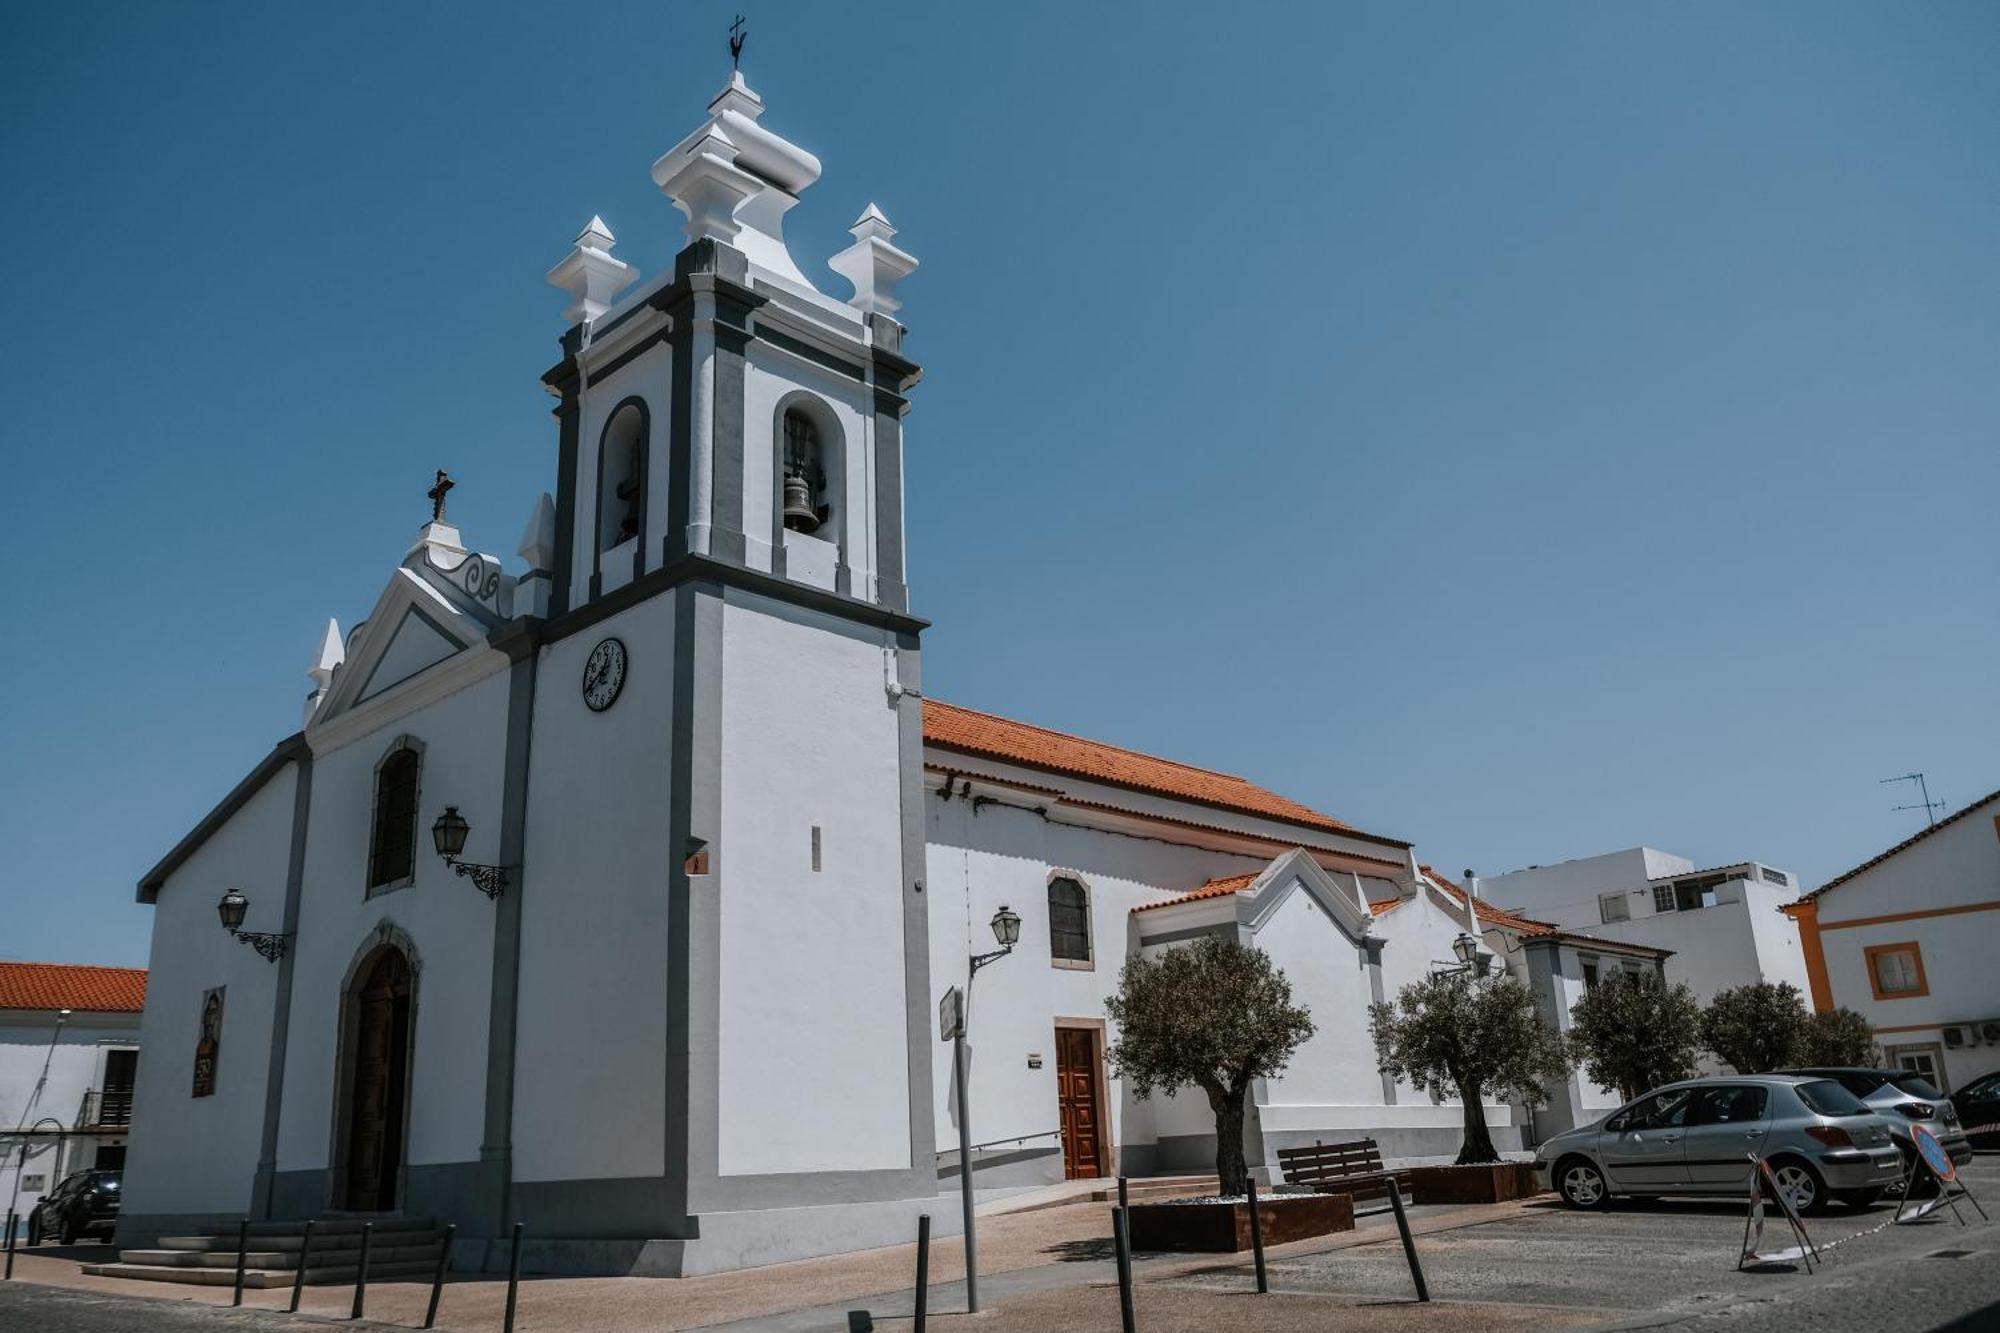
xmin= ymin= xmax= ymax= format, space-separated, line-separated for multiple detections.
xmin=523 ymin=64 xmax=938 ymax=1255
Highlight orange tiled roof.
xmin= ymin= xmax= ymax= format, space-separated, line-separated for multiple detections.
xmin=1369 ymin=897 xmax=1405 ymax=917
xmin=0 ymin=962 xmax=147 ymax=1013
xmin=1131 ymin=872 xmax=1260 ymax=914
xmin=923 ymin=700 xmax=1385 ymax=841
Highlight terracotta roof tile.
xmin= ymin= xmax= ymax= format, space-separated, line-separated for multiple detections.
xmin=1131 ymin=872 xmax=1259 ymax=914
xmin=1790 ymin=787 xmax=2000 ymax=906
xmin=0 ymin=962 xmax=147 ymax=1013
xmin=1368 ymin=898 xmax=1405 ymax=917
xmin=924 ymin=700 xmax=1394 ymax=842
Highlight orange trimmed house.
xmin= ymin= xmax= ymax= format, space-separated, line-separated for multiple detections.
xmin=1 ymin=962 xmax=147 ymax=1230
xmin=1783 ymin=788 xmax=2000 ymax=1095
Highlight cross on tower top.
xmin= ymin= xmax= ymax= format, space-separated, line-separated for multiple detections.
xmin=427 ymin=469 xmax=454 ymax=523
xmin=729 ymin=14 xmax=746 ymax=70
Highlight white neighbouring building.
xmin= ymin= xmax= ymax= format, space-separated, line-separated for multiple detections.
xmin=1477 ymin=848 xmax=1810 ymax=1006
xmin=1784 ymin=789 xmax=2000 ymax=1095
xmin=114 ymin=71 xmax=1665 ymax=1277
xmin=1 ymin=963 xmax=146 ymax=1234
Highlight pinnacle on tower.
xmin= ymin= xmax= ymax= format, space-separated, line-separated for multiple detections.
xmin=546 ymin=215 xmax=638 ymax=325
xmin=828 ymin=203 xmax=919 ymax=317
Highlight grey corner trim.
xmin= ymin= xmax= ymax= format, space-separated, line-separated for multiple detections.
xmin=551 ymin=395 xmax=580 ymax=619
xmin=543 ymin=551 xmax=928 ymax=648
xmin=480 ymin=651 xmax=539 ymax=1234
xmin=138 ymin=733 xmax=310 ymax=902
xmin=660 ymin=581 xmax=706 ymax=1233
xmin=710 ymin=302 xmax=752 ymax=565
xmin=1364 ymin=945 xmax=1395 ymax=1105
xmin=682 ymin=583 xmax=726 ymax=1213
xmin=871 ymin=378 xmax=908 ymax=613
xmin=253 ymin=751 xmax=314 ymax=1219
xmin=665 ymin=297 xmax=695 ymax=565
xmin=896 ymin=642 xmax=937 ymax=1180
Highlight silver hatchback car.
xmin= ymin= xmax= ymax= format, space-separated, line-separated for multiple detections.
xmin=1534 ymin=1075 xmax=1902 ymax=1215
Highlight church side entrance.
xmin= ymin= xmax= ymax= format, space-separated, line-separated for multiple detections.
xmin=341 ymin=947 xmax=413 ymax=1211
xmin=1054 ymin=1021 xmax=1108 ymax=1179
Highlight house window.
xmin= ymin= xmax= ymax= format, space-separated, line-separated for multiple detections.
xmin=1598 ymin=892 xmax=1630 ymax=924
xmin=1865 ymin=942 xmax=1927 ymax=1000
xmin=1761 ymin=866 xmax=1790 ymax=887
xmin=1048 ymin=877 xmax=1091 ymax=965
xmin=367 ymin=743 xmax=421 ymax=890
xmin=781 ymin=409 xmax=827 ymax=534
xmin=1581 ymin=958 xmax=1600 ymax=990
xmin=597 ymin=402 xmax=646 ymax=553
xmin=1651 ymin=884 xmax=1676 ymax=913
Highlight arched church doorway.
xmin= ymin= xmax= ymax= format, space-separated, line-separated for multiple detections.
xmin=340 ymin=946 xmax=413 ymax=1211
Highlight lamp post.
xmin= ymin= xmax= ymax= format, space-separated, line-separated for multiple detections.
xmin=953 ymin=905 xmax=1020 ymax=1314
xmin=217 ymin=890 xmax=292 ymax=962
xmin=430 ymin=806 xmax=512 ymax=899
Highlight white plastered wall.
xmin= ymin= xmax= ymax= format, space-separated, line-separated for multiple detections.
xmin=714 ymin=591 xmax=910 ymax=1175
xmin=0 ymin=1013 xmax=142 ymax=1216
xmin=514 ymin=596 xmax=678 ymax=1183
xmin=123 ymin=765 xmax=297 ymax=1216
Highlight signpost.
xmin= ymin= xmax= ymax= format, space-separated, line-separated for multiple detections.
xmin=941 ymin=984 xmax=980 ymax=1312
xmin=1894 ymin=1125 xmax=1988 ymax=1226
xmin=1738 ymin=1156 xmax=1819 ymax=1272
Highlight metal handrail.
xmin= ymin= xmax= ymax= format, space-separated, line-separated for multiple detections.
xmin=948 ymin=1128 xmax=1062 ymax=1155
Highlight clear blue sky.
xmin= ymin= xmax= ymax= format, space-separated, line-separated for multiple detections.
xmin=3 ymin=2 xmax=1995 ymax=967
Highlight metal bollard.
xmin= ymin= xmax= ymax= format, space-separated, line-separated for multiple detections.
xmin=913 ymin=1213 xmax=929 ymax=1332
xmin=1386 ymin=1179 xmax=1429 ymax=1302
xmin=1112 ymin=1205 xmax=1137 ymax=1333
xmin=232 ymin=1218 xmax=249 ymax=1307
xmin=502 ymin=1221 xmax=524 ymax=1333
xmin=289 ymin=1219 xmax=315 ymax=1314
xmin=846 ymin=1313 xmax=875 ymax=1332
xmin=350 ymin=1220 xmax=373 ymax=1320
xmin=3 ymin=1210 xmax=15 ymax=1281
xmin=1246 ymin=1177 xmax=1267 ymax=1294
xmin=423 ymin=1221 xmax=456 ymax=1329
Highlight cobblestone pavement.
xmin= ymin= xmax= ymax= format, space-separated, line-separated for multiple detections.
xmin=1164 ymin=1154 xmax=2000 ymax=1331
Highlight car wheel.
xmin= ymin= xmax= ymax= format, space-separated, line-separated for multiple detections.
xmin=1835 ymin=1187 xmax=1884 ymax=1210
xmin=1556 ymin=1155 xmax=1610 ymax=1210
xmin=58 ymin=1214 xmax=79 ymax=1246
xmin=1769 ymin=1156 xmax=1828 ymax=1216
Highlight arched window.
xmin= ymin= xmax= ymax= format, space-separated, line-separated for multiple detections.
xmin=367 ymin=743 xmax=421 ymax=890
xmin=1049 ymin=877 xmax=1092 ymax=964
xmin=598 ymin=402 xmax=646 ymax=553
xmin=781 ymin=408 xmax=827 ymax=534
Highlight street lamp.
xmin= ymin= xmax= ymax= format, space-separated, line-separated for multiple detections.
xmin=952 ymin=905 xmax=1019 ymax=1314
xmin=430 ymin=806 xmax=511 ymax=899
xmin=1434 ymin=932 xmax=1493 ymax=978
xmin=217 ymin=889 xmax=291 ymax=962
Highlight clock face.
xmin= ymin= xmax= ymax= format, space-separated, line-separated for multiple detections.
xmin=582 ymin=638 xmax=627 ymax=712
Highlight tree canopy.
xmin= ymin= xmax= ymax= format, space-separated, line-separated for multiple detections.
xmin=1368 ymin=971 xmax=1569 ymax=1164
xmin=1105 ymin=935 xmax=1313 ymax=1195
xmin=1566 ymin=970 xmax=1703 ymax=1102
xmin=1798 ymin=1006 xmax=1878 ymax=1066
xmin=1702 ymin=981 xmax=1811 ymax=1073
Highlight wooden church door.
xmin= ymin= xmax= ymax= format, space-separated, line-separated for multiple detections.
xmin=345 ymin=949 xmax=412 ymax=1211
xmin=1055 ymin=1026 xmax=1105 ymax=1179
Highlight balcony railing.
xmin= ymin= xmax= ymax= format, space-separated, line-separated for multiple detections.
xmin=77 ymin=1088 xmax=134 ymax=1128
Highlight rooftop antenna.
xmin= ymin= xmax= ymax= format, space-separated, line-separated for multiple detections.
xmin=729 ymin=14 xmax=747 ymax=71
xmin=1880 ymin=772 xmax=1944 ymax=827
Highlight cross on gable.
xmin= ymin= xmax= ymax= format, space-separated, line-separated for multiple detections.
xmin=427 ymin=469 xmax=454 ymax=523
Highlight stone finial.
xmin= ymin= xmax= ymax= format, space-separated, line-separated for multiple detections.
xmin=828 ymin=203 xmax=918 ymax=317
xmin=545 ymin=215 xmax=638 ymax=325
xmin=306 ymin=618 xmax=344 ymax=724
xmin=653 ymin=130 xmax=762 ymax=246
xmin=518 ymin=492 xmax=557 ymax=573
xmin=651 ymin=74 xmax=822 ymax=286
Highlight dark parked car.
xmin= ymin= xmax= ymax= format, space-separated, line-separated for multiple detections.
xmin=1953 ymin=1069 xmax=2000 ymax=1147
xmin=25 ymin=1169 xmax=121 ymax=1245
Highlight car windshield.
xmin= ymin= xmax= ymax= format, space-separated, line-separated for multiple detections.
xmin=1891 ymin=1075 xmax=1942 ymax=1099
xmin=91 ymin=1172 xmax=121 ymax=1189
xmin=1795 ymin=1078 xmax=1872 ymax=1117
xmin=1831 ymin=1071 xmax=1888 ymax=1097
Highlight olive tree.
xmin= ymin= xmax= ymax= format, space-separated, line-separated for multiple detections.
xmin=1565 ymin=970 xmax=1703 ymax=1102
xmin=1798 ymin=1006 xmax=1879 ymax=1066
xmin=1702 ymin=981 xmax=1810 ymax=1073
xmin=1104 ymin=936 xmax=1314 ymax=1196
xmin=1369 ymin=971 xmax=1570 ymax=1165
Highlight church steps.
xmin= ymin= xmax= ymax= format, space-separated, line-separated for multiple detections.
xmin=85 ymin=1218 xmax=450 ymax=1288
xmin=155 ymin=1227 xmax=440 ymax=1252
xmin=82 ymin=1259 xmax=440 ymax=1288
xmin=119 ymin=1241 xmax=443 ymax=1269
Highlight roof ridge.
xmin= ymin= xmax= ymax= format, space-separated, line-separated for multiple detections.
xmin=0 ymin=960 xmax=147 ymax=974
xmin=925 ymin=698 xmax=1251 ymax=783
xmin=1793 ymin=784 xmax=2000 ymax=904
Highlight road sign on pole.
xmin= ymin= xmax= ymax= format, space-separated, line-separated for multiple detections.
xmin=938 ymin=987 xmax=964 ymax=1041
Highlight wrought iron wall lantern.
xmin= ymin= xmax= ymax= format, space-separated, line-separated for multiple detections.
xmin=430 ymin=806 xmax=513 ymax=899
xmin=1431 ymin=931 xmax=1494 ymax=978
xmin=970 ymin=904 xmax=1021 ymax=978
xmin=216 ymin=888 xmax=292 ymax=963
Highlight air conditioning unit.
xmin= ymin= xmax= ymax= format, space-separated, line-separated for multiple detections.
xmin=1942 ymin=1024 xmax=1980 ymax=1049
xmin=1981 ymin=1020 xmax=2000 ymax=1045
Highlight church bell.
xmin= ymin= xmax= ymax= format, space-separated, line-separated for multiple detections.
xmin=782 ymin=472 xmax=820 ymax=533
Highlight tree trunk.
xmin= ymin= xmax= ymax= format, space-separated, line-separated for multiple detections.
xmin=1456 ymin=1077 xmax=1500 ymax=1165
xmin=1209 ymin=1085 xmax=1252 ymax=1197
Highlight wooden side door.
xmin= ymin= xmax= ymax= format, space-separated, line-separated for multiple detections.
xmin=1055 ymin=1027 xmax=1104 ymax=1180
xmin=345 ymin=951 xmax=410 ymax=1210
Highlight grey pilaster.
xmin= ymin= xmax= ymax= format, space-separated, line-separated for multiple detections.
xmin=251 ymin=748 xmax=313 ymax=1218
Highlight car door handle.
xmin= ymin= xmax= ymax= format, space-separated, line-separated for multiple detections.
xmin=1660 ymin=1135 xmax=1679 ymax=1144
xmin=1744 ymin=1131 xmax=1762 ymax=1139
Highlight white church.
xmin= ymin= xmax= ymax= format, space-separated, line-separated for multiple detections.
xmin=116 ymin=68 xmax=1669 ymax=1276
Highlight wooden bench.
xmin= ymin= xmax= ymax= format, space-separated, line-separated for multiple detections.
xmin=1275 ymin=1138 xmax=1412 ymax=1206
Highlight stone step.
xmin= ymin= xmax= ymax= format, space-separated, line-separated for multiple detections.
xmin=1088 ymin=1176 xmax=1222 ymax=1202
xmin=82 ymin=1259 xmax=439 ymax=1288
xmin=157 ymin=1228 xmax=441 ymax=1253
xmin=121 ymin=1241 xmax=443 ymax=1270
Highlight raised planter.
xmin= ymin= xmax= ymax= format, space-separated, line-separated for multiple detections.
xmin=1406 ymin=1161 xmax=1543 ymax=1206
xmin=1126 ymin=1191 xmax=1354 ymax=1252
